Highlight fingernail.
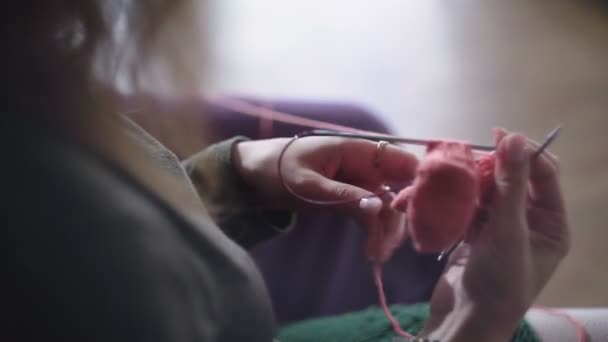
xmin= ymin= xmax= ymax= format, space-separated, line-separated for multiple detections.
xmin=505 ymin=134 xmax=527 ymax=163
xmin=359 ymin=197 xmax=383 ymax=215
xmin=492 ymin=127 xmax=508 ymax=145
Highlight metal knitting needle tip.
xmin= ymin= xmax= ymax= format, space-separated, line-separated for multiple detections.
xmin=438 ymin=125 xmax=562 ymax=262
xmin=532 ymin=125 xmax=561 ymax=159
xmin=438 ymin=125 xmax=561 ymax=262
xmin=437 ymin=239 xmax=463 ymax=261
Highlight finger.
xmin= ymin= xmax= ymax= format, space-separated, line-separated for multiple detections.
xmin=359 ymin=196 xmax=384 ymax=216
xmin=443 ymin=242 xmax=471 ymax=270
xmin=391 ymin=185 xmax=412 ymax=212
xmin=495 ymin=128 xmax=559 ymax=166
xmin=363 ymin=215 xmax=383 ymax=262
xmin=526 ymin=138 xmax=559 ymax=164
xmin=360 ymin=192 xmax=406 ymax=263
xmin=379 ymin=211 xmax=407 ymax=262
xmin=374 ymin=143 xmax=419 ymax=182
xmin=525 ymin=140 xmax=564 ymax=212
xmin=491 ymin=133 xmax=531 ymax=236
xmin=496 ymin=128 xmax=559 ymax=165
xmin=493 ymin=127 xmax=508 ymax=145
xmin=377 ymin=193 xmax=408 ymax=262
xmin=530 ymin=160 xmax=565 ymax=212
xmin=361 ymin=208 xmax=407 ymax=263
xmin=530 ymin=157 xmax=564 ymax=212
xmin=497 ymin=132 xmax=563 ymax=212
xmin=290 ymin=169 xmax=384 ymax=213
xmin=340 ymin=139 xmax=419 ymax=184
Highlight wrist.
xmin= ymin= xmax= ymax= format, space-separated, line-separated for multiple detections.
xmin=232 ymin=140 xmax=256 ymax=184
xmin=421 ymin=303 xmax=520 ymax=342
xmin=232 ymin=139 xmax=287 ymax=208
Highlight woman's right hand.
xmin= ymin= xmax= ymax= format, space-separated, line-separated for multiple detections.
xmin=420 ymin=132 xmax=571 ymax=341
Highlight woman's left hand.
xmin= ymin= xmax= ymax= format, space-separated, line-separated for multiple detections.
xmin=234 ymin=136 xmax=418 ymax=261
xmin=234 ymin=137 xmax=419 ymax=214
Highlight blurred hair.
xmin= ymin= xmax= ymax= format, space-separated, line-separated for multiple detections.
xmin=2 ymin=1 xmax=205 ymax=123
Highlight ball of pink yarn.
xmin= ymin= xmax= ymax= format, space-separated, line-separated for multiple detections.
xmin=392 ymin=141 xmax=479 ymax=253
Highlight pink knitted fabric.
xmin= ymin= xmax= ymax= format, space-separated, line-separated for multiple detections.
xmin=374 ymin=143 xmax=498 ymax=338
xmin=391 ymin=141 xmax=496 ymax=253
xmin=476 ymin=154 xmax=496 ymax=205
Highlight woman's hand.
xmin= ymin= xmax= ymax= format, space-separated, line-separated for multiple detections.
xmin=233 ymin=136 xmax=418 ymax=261
xmin=420 ymin=132 xmax=571 ymax=341
xmin=233 ymin=136 xmax=418 ymax=212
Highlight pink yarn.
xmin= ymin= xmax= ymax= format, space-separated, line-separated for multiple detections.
xmin=531 ymin=306 xmax=587 ymax=342
xmin=374 ymin=264 xmax=588 ymax=342
xmin=392 ymin=141 xmax=480 ymax=253
xmin=373 ymin=263 xmax=415 ymax=339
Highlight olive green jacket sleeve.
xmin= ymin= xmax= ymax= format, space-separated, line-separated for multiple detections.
xmin=183 ymin=137 xmax=296 ymax=248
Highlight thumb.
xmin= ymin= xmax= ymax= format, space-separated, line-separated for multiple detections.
xmin=493 ymin=133 xmax=531 ymax=220
xmin=298 ymin=172 xmax=382 ymax=215
xmin=324 ymin=179 xmax=383 ymax=215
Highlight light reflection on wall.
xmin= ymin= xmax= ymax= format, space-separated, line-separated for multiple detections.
xmin=206 ymin=0 xmax=458 ymax=138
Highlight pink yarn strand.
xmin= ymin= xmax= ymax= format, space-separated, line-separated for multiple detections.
xmin=204 ymin=93 xmax=372 ymax=134
xmin=373 ymin=263 xmax=415 ymax=339
xmin=531 ymin=306 xmax=587 ymax=342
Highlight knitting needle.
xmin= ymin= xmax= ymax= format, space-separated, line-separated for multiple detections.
xmin=532 ymin=125 xmax=561 ymax=159
xmin=437 ymin=125 xmax=562 ymax=261
xmin=437 ymin=240 xmax=463 ymax=262
xmin=297 ymin=129 xmax=497 ymax=152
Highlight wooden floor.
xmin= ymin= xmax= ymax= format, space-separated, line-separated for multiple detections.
xmin=206 ymin=0 xmax=608 ymax=306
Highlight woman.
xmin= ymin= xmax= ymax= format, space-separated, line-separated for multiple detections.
xmin=3 ymin=1 xmax=569 ymax=341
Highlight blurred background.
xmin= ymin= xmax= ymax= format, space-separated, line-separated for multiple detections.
xmin=202 ymin=0 xmax=608 ymax=307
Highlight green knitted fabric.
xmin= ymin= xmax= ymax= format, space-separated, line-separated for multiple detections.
xmin=278 ymin=303 xmax=539 ymax=342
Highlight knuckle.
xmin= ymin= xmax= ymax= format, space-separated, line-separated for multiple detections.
xmin=289 ymin=171 xmax=315 ymax=190
xmin=334 ymin=185 xmax=353 ymax=198
xmin=557 ymin=231 xmax=572 ymax=257
xmin=496 ymin=174 xmax=528 ymax=194
xmin=551 ymin=156 xmax=561 ymax=174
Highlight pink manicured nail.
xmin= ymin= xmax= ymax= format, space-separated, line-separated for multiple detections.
xmin=505 ymin=134 xmax=527 ymax=163
xmin=359 ymin=197 xmax=383 ymax=215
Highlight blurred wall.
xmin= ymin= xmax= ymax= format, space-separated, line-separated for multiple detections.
xmin=205 ymin=0 xmax=608 ymax=307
